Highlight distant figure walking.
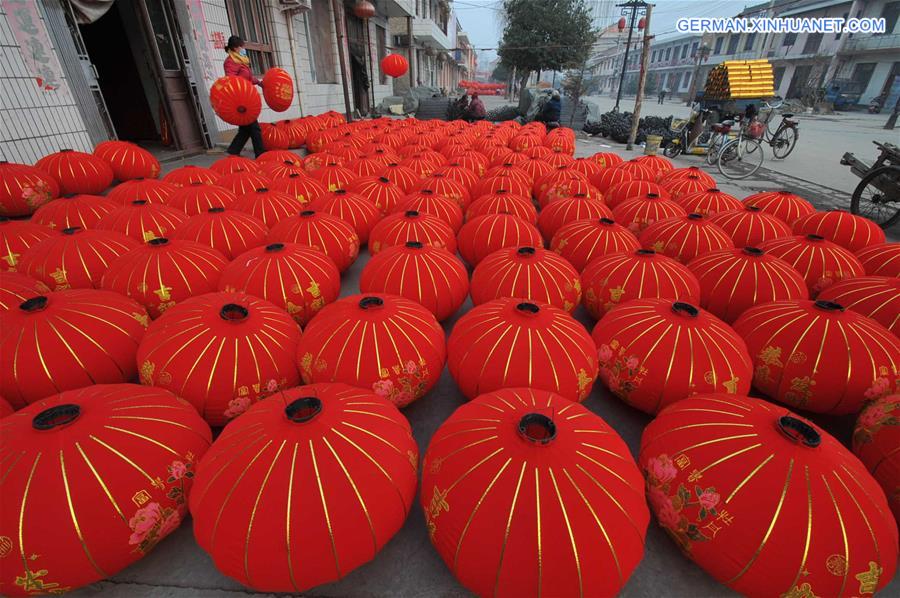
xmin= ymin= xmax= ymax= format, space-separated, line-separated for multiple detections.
xmin=658 ymin=88 xmax=667 ymax=104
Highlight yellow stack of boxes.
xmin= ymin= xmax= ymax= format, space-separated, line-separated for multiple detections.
xmin=704 ymin=59 xmax=775 ymax=99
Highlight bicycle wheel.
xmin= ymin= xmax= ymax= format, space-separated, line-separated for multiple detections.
xmin=850 ymin=166 xmax=900 ymax=229
xmin=663 ymin=140 xmax=682 ymax=158
xmin=705 ymin=134 xmax=722 ymax=165
xmin=717 ymin=138 xmax=765 ymax=180
xmin=771 ymin=127 xmax=798 ymax=159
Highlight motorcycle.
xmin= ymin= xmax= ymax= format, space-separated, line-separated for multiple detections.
xmin=869 ymin=93 xmax=886 ymax=114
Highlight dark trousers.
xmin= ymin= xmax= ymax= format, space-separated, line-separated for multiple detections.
xmin=227 ymin=121 xmax=264 ymax=157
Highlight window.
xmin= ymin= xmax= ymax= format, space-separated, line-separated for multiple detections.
xmin=713 ymin=36 xmax=724 ymax=54
xmin=691 ymin=41 xmax=698 ymax=57
xmin=803 ymin=32 xmax=823 ymax=54
xmin=376 ymin=25 xmax=388 ymax=84
xmin=306 ymin=1 xmax=337 ymax=83
xmin=225 ymin=0 xmax=274 ymax=71
xmin=744 ymin=33 xmax=756 ymax=51
xmin=836 ymin=12 xmax=849 ymax=38
xmin=783 ymin=32 xmax=797 ymax=46
xmin=851 ymin=62 xmax=877 ymax=88
xmin=665 ymin=47 xmax=671 ymax=60
xmin=880 ymin=2 xmax=900 ymax=35
xmin=773 ymin=66 xmax=786 ymax=89
xmin=727 ymin=35 xmax=739 ymax=55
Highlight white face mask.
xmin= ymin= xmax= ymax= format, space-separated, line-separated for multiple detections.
xmin=238 ymin=48 xmax=248 ymax=57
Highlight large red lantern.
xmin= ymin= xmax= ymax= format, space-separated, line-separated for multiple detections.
xmin=0 ymin=218 xmax=58 ymax=272
xmin=162 ymin=165 xmax=220 ymax=187
xmin=760 ymin=234 xmax=864 ymax=296
xmin=209 ymin=154 xmax=259 ymax=175
xmin=272 ymin=172 xmax=328 ymax=205
xmin=258 ymin=158 xmax=305 ymax=179
xmin=261 ymin=123 xmax=291 ymax=151
xmin=0 ymin=161 xmax=60 ymax=216
xmin=396 ymin=190 xmax=463 ymax=233
xmin=471 ymin=246 xmax=581 ymax=312
xmin=658 ymin=165 xmax=715 ymax=187
xmin=218 ymin=242 xmax=340 ymax=326
xmin=167 ymin=182 xmax=237 ymax=215
xmin=94 ymin=140 xmax=160 ymax=181
xmin=231 ymin=187 xmax=304 ymax=228
xmin=687 ymin=247 xmax=809 ymax=323
xmin=296 ymin=294 xmax=445 ymax=407
xmin=613 ymin=192 xmax=687 ymax=233
xmin=35 ymin=149 xmax=114 ymax=195
xmin=433 ymin=163 xmax=480 ymax=193
xmin=473 ymin=175 xmax=532 ymax=202
xmin=20 ymin=227 xmax=138 ymax=290
xmin=190 ymin=383 xmax=416 ymax=592
xmin=172 ymin=207 xmax=267 ymax=259
xmin=676 ymin=188 xmax=742 ymax=216
xmin=417 ymin=173 xmax=471 ymax=208
xmin=348 ymin=155 xmax=384 ymax=177
xmin=95 ymin=200 xmax=188 ymax=242
xmin=742 ymin=190 xmax=814 ymax=224
xmin=537 ymin=174 xmax=601 ymax=208
xmin=262 ymin=67 xmax=294 ymax=112
xmin=309 ymin=163 xmax=357 ymax=192
xmin=101 ymin=238 xmax=228 ymax=318
xmin=0 ymin=271 xmax=50 ymax=311
xmin=817 ymin=276 xmax=900 ymax=335
xmin=259 ymin=149 xmax=303 ymax=166
xmin=617 ymin=160 xmax=656 ymax=181
xmin=137 ymin=291 xmax=301 ymax=426
xmin=267 ymin=209 xmax=360 ymax=271
xmin=32 ymin=194 xmax=119 ymax=230
xmin=359 ymin=242 xmax=468 ymax=321
xmin=210 ymin=75 xmax=262 ymax=126
xmin=605 ymin=180 xmax=671 ymax=208
xmin=448 ymin=298 xmax=597 ymax=401
xmin=853 ymin=394 xmax=900 ymax=523
xmin=106 ymin=178 xmax=178 ymax=205
xmin=855 ymin=242 xmax=900 ymax=277
xmin=422 ymin=388 xmax=648 ymax=598
xmin=458 ymin=214 xmax=542 ymax=266
xmin=450 ymin=153 xmax=488 ymax=178
xmin=551 ymin=217 xmax=640 ymax=272
xmin=349 ymin=175 xmax=404 ymax=213
xmin=0 ymin=291 xmax=148 ymax=407
xmin=0 ymin=384 xmax=211 ymax=596
xmin=369 ymin=210 xmax=456 ymax=256
xmin=660 ymin=173 xmax=713 ymax=200
xmin=589 ymin=164 xmax=633 ymax=193
xmin=708 ymin=205 xmax=792 ymax=247
xmin=536 ymin=195 xmax=612 ymax=242
xmin=791 ymin=209 xmax=886 ymax=252
xmin=581 ymin=249 xmax=701 ymax=319
xmin=734 ymin=299 xmax=899 ymax=413
xmin=312 ymin=189 xmax=383 ymax=243
xmin=588 ymin=151 xmax=624 ymax=168
xmin=569 ymin=157 xmax=603 ymax=180
xmin=634 ymin=154 xmax=674 ymax=176
xmin=465 ymin=191 xmax=536 ymax=224
xmin=640 ymin=394 xmax=898 ymax=598
xmin=381 ymin=53 xmax=409 ymax=78
xmin=639 ymin=213 xmax=734 ymax=264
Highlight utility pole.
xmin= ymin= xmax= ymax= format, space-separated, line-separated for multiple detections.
xmin=331 ymin=0 xmax=353 ymax=121
xmin=685 ymin=43 xmax=710 ymax=106
xmin=627 ymin=3 xmax=652 ymax=150
xmin=614 ymin=0 xmax=648 ymax=112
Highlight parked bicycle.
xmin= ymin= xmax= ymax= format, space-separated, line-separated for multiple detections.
xmin=717 ymin=115 xmax=765 ymax=179
xmin=705 ymin=119 xmax=734 ymax=165
xmin=759 ymin=97 xmax=799 ymax=159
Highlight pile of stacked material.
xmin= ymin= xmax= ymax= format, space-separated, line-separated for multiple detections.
xmin=704 ymin=59 xmax=775 ymax=99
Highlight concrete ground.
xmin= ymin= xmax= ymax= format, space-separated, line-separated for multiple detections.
xmin=72 ymin=105 xmax=898 ymax=597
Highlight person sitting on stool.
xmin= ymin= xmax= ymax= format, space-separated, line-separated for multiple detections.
xmin=537 ymin=90 xmax=561 ymax=125
xmin=466 ymin=93 xmax=486 ymax=122
xmin=223 ymin=35 xmax=264 ymax=158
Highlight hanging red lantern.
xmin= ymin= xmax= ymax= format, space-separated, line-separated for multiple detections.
xmin=617 ymin=160 xmax=656 ymax=182
xmin=0 ymin=291 xmax=148 ymax=407
xmin=210 ymin=154 xmax=260 ymax=175
xmin=312 ymin=189 xmax=383 ymax=243
xmin=172 ymin=207 xmax=267 ymax=259
xmin=35 ymin=149 xmax=114 ymax=195
xmin=210 ymin=75 xmax=262 ymax=126
xmin=661 ymin=174 xmax=714 ymax=201
xmin=448 ymin=298 xmax=598 ymax=401
xmin=817 ymin=276 xmax=900 ymax=336
xmin=230 ymin=187 xmax=303 ymax=228
xmin=677 ymin=188 xmax=744 ymax=216
xmin=168 ymin=182 xmax=237 ymax=215
xmin=106 ymin=177 xmax=178 ymax=205
xmin=634 ymin=154 xmax=674 ymax=176
xmin=551 ymin=217 xmax=640 ymax=272
xmin=613 ymin=192 xmax=687 ymax=233
xmin=190 ymin=383 xmax=416 ymax=592
xmin=639 ymin=213 xmax=734 ymax=264
xmin=381 ymin=53 xmax=409 ymax=78
xmin=218 ymin=242 xmax=340 ymax=326
xmin=593 ymin=299 xmax=752 ymax=414
xmin=94 ymin=140 xmax=160 ymax=181
xmin=589 ymin=165 xmax=633 ymax=194
xmin=639 ymin=394 xmax=898 ymax=597
xmin=0 ymin=271 xmax=50 ymax=311
xmin=687 ymin=247 xmax=809 ymax=323
xmin=258 ymin=149 xmax=303 ymax=165
xmin=0 ymin=218 xmax=58 ymax=272
xmin=267 ymin=209 xmax=360 ymax=271
xmin=258 ymin=158 xmax=305 ymax=179
xmin=742 ymin=190 xmax=814 ymax=224
xmin=296 ymin=294 xmax=445 ymax=407
xmin=423 ymin=388 xmax=648 ymax=598
xmin=471 ymin=246 xmax=581 ymax=312
xmin=416 ymin=173 xmax=471 ymax=209
xmin=855 ymin=242 xmax=900 ymax=277
xmin=31 ymin=194 xmax=119 ymax=230
xmin=457 ymin=214 xmax=542 ymax=267
xmin=349 ymin=175 xmax=405 ymax=214
xmin=792 ymin=209 xmax=886 ymax=252
xmin=396 ymin=190 xmax=463 ymax=233
xmin=101 ymin=238 xmax=228 ymax=318
xmin=605 ymin=179 xmax=671 ymax=208
xmin=0 ymin=161 xmax=60 ymax=216
xmin=163 ymin=165 xmax=220 ymax=187
xmin=760 ymin=234 xmax=864 ymax=296
xmin=618 ymin=16 xmax=627 ymax=30
xmin=0 ymin=384 xmax=211 ymax=596
xmin=466 ymin=190 xmax=536 ymax=224
xmin=536 ymin=195 xmax=613 ymax=242
xmin=359 ymin=242 xmax=468 ymax=321
xmin=95 ymin=200 xmax=189 ymax=243
xmin=261 ymin=67 xmax=294 ymax=112
xmin=853 ymin=394 xmax=900 ymax=523
xmin=20 ymin=227 xmax=138 ymax=290
xmin=708 ymin=205 xmax=792 ymax=247
xmin=369 ymin=210 xmax=456 ymax=256
xmin=271 ymin=172 xmax=328 ymax=205
xmin=137 ymin=291 xmax=301 ymax=426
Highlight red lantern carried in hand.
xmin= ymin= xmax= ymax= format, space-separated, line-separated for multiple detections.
xmin=210 ymin=75 xmax=262 ymax=126
xmin=32 ymin=194 xmax=119 ymax=230
xmin=94 ymin=140 xmax=160 ymax=180
xmin=381 ymin=53 xmax=409 ymax=78
xmin=168 ymin=183 xmax=237 ymax=215
xmin=551 ymin=217 xmax=640 ymax=272
xmin=742 ymin=190 xmax=814 ymax=224
xmin=163 ymin=165 xmax=220 ymax=187
xmin=359 ymin=242 xmax=468 ymax=321
xmin=855 ymin=242 xmax=900 ymax=277
xmin=708 ymin=205 xmax=792 ymax=247
xmin=458 ymin=214 xmax=542 ymax=266
xmin=190 ymin=383 xmax=416 ymax=592
xmin=676 ymin=188 xmax=742 ymax=216
xmin=581 ymin=249 xmax=701 ymax=319
xmin=471 ymin=246 xmax=581 ymax=312
xmin=0 ymin=161 xmax=60 ymax=216
xmin=0 ymin=291 xmax=148 ymax=407
xmin=853 ymin=394 xmax=900 ymax=523
xmin=95 ymin=200 xmax=188 ymax=243
xmin=296 ymin=294 xmax=446 ymax=407
xmin=0 ymin=384 xmax=211 ymax=596
xmin=396 ymin=190 xmax=463 ymax=233
xmin=35 ymin=149 xmax=114 ymax=195
xmin=349 ymin=175 xmax=405 ymax=213
xmin=106 ymin=178 xmax=178 ymax=205
xmin=791 ymin=209 xmax=887 ymax=252
xmin=640 ymin=394 xmax=898 ymax=598
xmin=137 ymin=292 xmax=301 ymax=426
xmin=466 ymin=190 xmax=536 ymax=224
xmin=20 ymin=227 xmax=138 ymax=290
xmin=0 ymin=218 xmax=58 ymax=272
xmin=639 ymin=213 xmax=734 ymax=264
xmin=267 ymin=209 xmax=359 ymax=271
xmin=218 ymin=242 xmax=340 ymax=326
xmin=271 ymin=172 xmax=328 ymax=205
xmin=817 ymin=276 xmax=900 ymax=335
xmin=369 ymin=210 xmax=456 ymax=256
xmin=172 ymin=207 xmax=267 ymax=259
xmin=423 ymin=388 xmax=648 ymax=598
xmin=0 ymin=270 xmax=50 ymax=311
xmin=605 ymin=180 xmax=671 ymax=208
xmin=231 ymin=187 xmax=303 ymax=227
xmin=262 ymin=67 xmax=294 ymax=112
xmin=760 ymin=234 xmax=864 ymax=296
xmin=448 ymin=298 xmax=597 ymax=401
xmin=613 ymin=192 xmax=687 ymax=234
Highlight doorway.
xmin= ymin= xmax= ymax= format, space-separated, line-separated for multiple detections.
xmin=345 ymin=13 xmax=371 ymax=115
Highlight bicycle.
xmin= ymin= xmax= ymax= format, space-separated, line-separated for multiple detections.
xmin=662 ymin=108 xmax=712 ymax=158
xmin=716 ymin=116 xmax=765 ymax=179
xmin=759 ymin=97 xmax=799 ymax=159
xmin=705 ymin=119 xmax=734 ymax=165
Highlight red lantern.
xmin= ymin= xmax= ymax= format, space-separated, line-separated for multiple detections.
xmin=94 ymin=140 xmax=160 ymax=181
xmin=168 ymin=183 xmax=237 ymax=215
xmin=258 ymin=158 xmax=305 ymax=179
xmin=106 ymin=178 xmax=179 ymax=205
xmin=272 ymin=172 xmax=328 ymax=205
xmin=634 ymin=154 xmax=674 ymax=176
xmin=267 ymin=209 xmax=360 ymax=271
xmin=618 ymin=16 xmax=627 ymax=30
xmin=303 ymin=152 xmax=342 ymax=174
xmin=509 ymin=134 xmax=542 ymax=153
xmin=422 ymin=388 xmax=648 ymax=598
xmin=792 ymin=209 xmax=886 ymax=252
xmin=589 ymin=151 xmax=624 ymax=168
xmin=190 ymin=383 xmax=416 ymax=592
xmin=637 ymin=16 xmax=646 ymax=29
xmin=163 ymin=165 xmax=220 ymax=187
xmin=471 ymin=246 xmax=581 ymax=312
xmin=261 ymin=123 xmax=291 ymax=151
xmin=433 ymin=164 xmax=480 ymax=193
xmin=536 ymin=195 xmax=612 ymax=242
xmin=296 ymin=294 xmax=445 ymax=407
xmin=310 ymin=163 xmax=357 ymax=192
xmin=0 ymin=291 xmax=148 ymax=407
xmin=95 ymin=200 xmax=189 ymax=243
xmin=551 ymin=217 xmax=640 ymax=272
xmin=369 ymin=210 xmax=456 ymax=256
xmin=210 ymin=154 xmax=260 ymax=175
xmin=416 ymin=173 xmax=471 ymax=209
xmin=662 ymin=174 xmax=714 ymax=201
xmin=172 ymin=207 xmax=267 ymax=259
xmin=742 ymin=190 xmax=814 ymax=224
xmin=538 ymin=174 xmax=601 ymax=208
xmin=231 ymin=187 xmax=303 ymax=228
xmin=348 ymin=175 xmax=404 ymax=213
xmin=396 ymin=191 xmax=463 ymax=233
xmin=20 ymin=227 xmax=138 ymax=290
xmin=32 ymin=194 xmax=119 ymax=230
xmin=855 ymin=242 xmax=900 ymax=277
xmin=568 ymin=157 xmax=602 ymax=181
xmin=760 ymin=234 xmax=864 ymax=296
xmin=381 ymin=53 xmax=409 ymax=78
xmin=639 ymin=213 xmax=734 ymax=264
xmin=312 ymin=189 xmax=383 ymax=243
xmin=457 ymin=214 xmax=542 ymax=266
xmin=280 ymin=119 xmax=306 ymax=148
xmin=853 ymin=394 xmax=900 ymax=523
xmin=589 ymin=165 xmax=633 ymax=194
xmin=101 ymin=238 xmax=228 ymax=318
xmin=210 ymin=75 xmax=261 ymax=126
xmin=473 ymin=175 xmax=532 ymax=202
xmin=0 ymin=218 xmax=58 ymax=272
xmin=640 ymin=394 xmax=898 ymax=597
xmin=259 ymin=149 xmax=303 ymax=165
xmin=687 ymin=247 xmax=809 ymax=323
xmin=0 ymin=396 xmax=12 ymax=417
xmin=348 ymin=156 xmax=384 ymax=177
xmin=677 ymin=188 xmax=744 ymax=216
xmin=466 ymin=191 xmax=536 ymax=224
xmin=448 ymin=298 xmax=598 ymax=401
xmin=617 ymin=160 xmax=656 ymax=182
xmin=0 ymin=161 xmax=60 ymax=216
xmin=708 ymin=205 xmax=792 ymax=247
xmin=605 ymin=180 xmax=671 ymax=208
xmin=593 ymin=299 xmax=752 ymax=414
xmin=817 ymin=276 xmax=899 ymax=336
xmin=137 ymin=292 xmax=301 ymax=426
xmin=262 ymin=67 xmax=294 ymax=112
xmin=658 ymin=165 xmax=715 ymax=186
xmin=0 ymin=271 xmax=50 ymax=311
xmin=359 ymin=242 xmax=468 ymax=321
xmin=401 ymin=155 xmax=442 ymax=179
xmin=35 ymin=149 xmax=114 ymax=195
xmin=453 ymin=152 xmax=489 ymax=178
xmin=218 ymin=242 xmax=340 ymax=326
xmin=0 ymin=384 xmax=211 ymax=596
xmin=613 ymin=192 xmax=687 ymax=233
